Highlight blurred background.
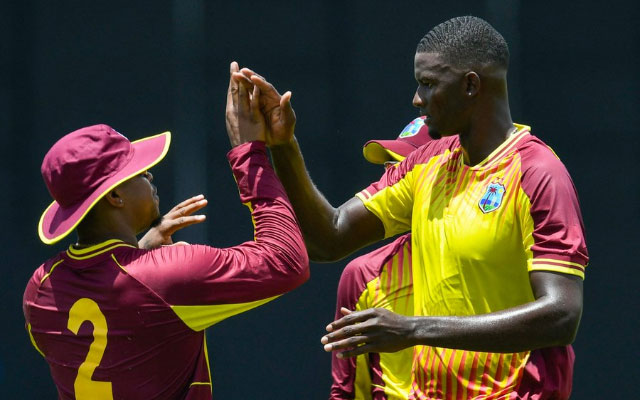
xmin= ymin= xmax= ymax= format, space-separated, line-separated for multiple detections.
xmin=1 ymin=0 xmax=638 ymax=398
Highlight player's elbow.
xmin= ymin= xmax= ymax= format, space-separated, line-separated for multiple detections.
xmin=548 ymin=301 xmax=583 ymax=346
xmin=280 ymin=244 xmax=311 ymax=288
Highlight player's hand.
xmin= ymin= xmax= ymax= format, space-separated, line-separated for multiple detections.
xmin=320 ymin=307 xmax=416 ymax=358
xmin=138 ymin=194 xmax=208 ymax=249
xmin=226 ymin=61 xmax=267 ymax=146
xmin=234 ymin=68 xmax=296 ymax=147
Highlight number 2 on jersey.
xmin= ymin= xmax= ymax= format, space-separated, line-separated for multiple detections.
xmin=67 ymin=298 xmax=113 ymax=400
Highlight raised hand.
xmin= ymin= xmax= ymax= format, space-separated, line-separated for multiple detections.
xmin=233 ymin=68 xmax=296 ymax=147
xmin=226 ymin=61 xmax=267 ymax=147
xmin=138 ymin=194 xmax=208 ymax=249
xmin=320 ymin=307 xmax=416 ymax=358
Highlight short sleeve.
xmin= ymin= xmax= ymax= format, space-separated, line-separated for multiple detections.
xmin=519 ymin=141 xmax=589 ymax=279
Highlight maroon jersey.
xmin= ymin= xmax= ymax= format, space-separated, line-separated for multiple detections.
xmin=23 ymin=142 xmax=309 ymax=399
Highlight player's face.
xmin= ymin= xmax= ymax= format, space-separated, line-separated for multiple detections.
xmin=413 ymin=52 xmax=469 ymax=139
xmin=118 ymin=171 xmax=161 ymax=234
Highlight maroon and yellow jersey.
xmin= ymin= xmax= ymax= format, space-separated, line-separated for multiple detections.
xmin=23 ymin=142 xmax=309 ymax=400
xmin=330 ymin=234 xmax=414 ymax=400
xmin=356 ymin=125 xmax=588 ymax=399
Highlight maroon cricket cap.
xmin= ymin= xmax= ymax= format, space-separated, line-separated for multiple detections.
xmin=362 ymin=116 xmax=432 ymax=164
xmin=38 ymin=124 xmax=171 ymax=244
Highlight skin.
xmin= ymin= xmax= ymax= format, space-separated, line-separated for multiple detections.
xmin=232 ymin=51 xmax=583 ymax=357
xmin=76 ymin=61 xmax=265 ymax=249
xmin=76 ymin=172 xmax=208 ymax=249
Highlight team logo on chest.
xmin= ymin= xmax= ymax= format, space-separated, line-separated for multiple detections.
xmin=478 ymin=182 xmax=506 ymax=213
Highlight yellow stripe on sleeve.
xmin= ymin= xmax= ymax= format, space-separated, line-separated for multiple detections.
xmin=534 ymin=258 xmax=586 ymax=269
xmin=28 ymin=323 xmax=45 ymax=357
xmin=529 ymin=263 xmax=585 ymax=279
xmin=171 ymin=295 xmax=279 ymax=331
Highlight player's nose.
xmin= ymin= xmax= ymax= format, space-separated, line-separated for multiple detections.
xmin=412 ymin=90 xmax=424 ymax=108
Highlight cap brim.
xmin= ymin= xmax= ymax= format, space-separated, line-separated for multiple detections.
xmin=362 ymin=140 xmax=417 ymax=164
xmin=38 ymin=131 xmax=171 ymax=245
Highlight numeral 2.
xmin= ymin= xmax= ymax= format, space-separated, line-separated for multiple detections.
xmin=67 ymin=298 xmax=113 ymax=400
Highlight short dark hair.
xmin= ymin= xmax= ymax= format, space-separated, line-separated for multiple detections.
xmin=416 ymin=16 xmax=509 ymax=70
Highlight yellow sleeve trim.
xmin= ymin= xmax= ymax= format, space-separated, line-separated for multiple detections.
xmin=355 ymin=192 xmax=368 ymax=203
xmin=190 ymin=382 xmax=212 ymax=387
xmin=534 ymin=258 xmax=586 ymax=269
xmin=171 ymin=295 xmax=279 ymax=331
xmin=529 ymin=264 xmax=585 ymax=280
xmin=28 ymin=323 xmax=45 ymax=357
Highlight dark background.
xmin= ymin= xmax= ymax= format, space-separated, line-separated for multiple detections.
xmin=1 ymin=1 xmax=638 ymax=398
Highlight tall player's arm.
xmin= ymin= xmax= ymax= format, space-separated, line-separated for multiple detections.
xmin=232 ymin=68 xmax=388 ymax=262
xmin=270 ymin=140 xmax=384 ymax=262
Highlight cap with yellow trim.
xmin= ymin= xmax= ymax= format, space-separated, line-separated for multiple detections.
xmin=38 ymin=124 xmax=171 ymax=244
xmin=362 ymin=116 xmax=432 ymax=164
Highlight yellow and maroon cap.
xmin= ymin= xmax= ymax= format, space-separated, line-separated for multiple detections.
xmin=38 ymin=124 xmax=171 ymax=244
xmin=362 ymin=116 xmax=432 ymax=164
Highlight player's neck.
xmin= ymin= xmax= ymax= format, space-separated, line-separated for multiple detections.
xmin=76 ymin=224 xmax=139 ymax=249
xmin=459 ymin=103 xmax=513 ymax=166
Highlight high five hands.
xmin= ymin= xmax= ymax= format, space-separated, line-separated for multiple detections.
xmin=225 ymin=61 xmax=296 ymax=147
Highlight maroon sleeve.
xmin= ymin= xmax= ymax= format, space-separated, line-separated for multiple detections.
xmin=519 ymin=138 xmax=589 ymax=273
xmin=127 ymin=141 xmax=310 ymax=305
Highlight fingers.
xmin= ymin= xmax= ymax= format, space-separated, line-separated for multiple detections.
xmin=322 ymin=319 xmax=373 ymax=345
xmin=168 ymin=196 xmax=208 ymax=217
xmin=326 ymin=309 xmax=375 ymax=332
xmin=250 ymin=74 xmax=278 ymax=93
xmin=232 ymin=72 xmax=254 ymax=87
xmin=169 ymin=194 xmax=206 ymax=213
xmin=169 ymin=215 xmax=207 ymax=229
xmin=280 ymin=91 xmax=296 ymax=124
xmin=250 ymin=75 xmax=282 ymax=104
xmin=240 ymin=67 xmax=264 ymax=81
xmin=340 ymin=307 xmax=353 ymax=316
xmin=323 ymin=334 xmax=370 ymax=353
xmin=237 ymin=77 xmax=251 ymax=114
xmin=336 ymin=343 xmax=376 ymax=359
xmin=227 ymin=61 xmax=239 ymax=110
xmin=250 ymin=85 xmax=262 ymax=121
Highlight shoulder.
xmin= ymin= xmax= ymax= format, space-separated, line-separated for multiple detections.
xmin=515 ymin=134 xmax=577 ymax=196
xmin=29 ymin=254 xmax=64 ymax=285
xmin=409 ymin=135 xmax=460 ymax=165
xmin=516 ymin=134 xmax=571 ymax=178
xmin=24 ymin=254 xmax=63 ymax=308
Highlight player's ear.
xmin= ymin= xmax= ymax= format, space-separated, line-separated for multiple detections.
xmin=464 ymin=71 xmax=480 ymax=97
xmin=104 ymin=189 xmax=125 ymax=208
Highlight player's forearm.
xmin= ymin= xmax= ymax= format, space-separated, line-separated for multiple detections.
xmin=228 ymin=141 xmax=310 ymax=287
xmin=269 ymin=138 xmax=348 ymax=260
xmin=409 ymin=290 xmax=582 ymax=353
